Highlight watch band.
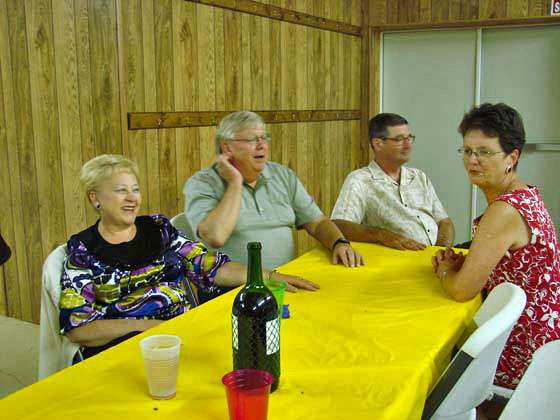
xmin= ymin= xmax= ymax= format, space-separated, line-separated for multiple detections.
xmin=332 ymin=237 xmax=350 ymax=250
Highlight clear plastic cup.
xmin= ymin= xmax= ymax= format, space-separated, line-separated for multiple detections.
xmin=264 ymin=279 xmax=286 ymax=317
xmin=139 ymin=334 xmax=181 ymax=400
xmin=222 ymin=369 xmax=275 ymax=420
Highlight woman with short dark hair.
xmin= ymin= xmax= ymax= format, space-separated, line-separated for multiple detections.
xmin=432 ymin=103 xmax=560 ymax=393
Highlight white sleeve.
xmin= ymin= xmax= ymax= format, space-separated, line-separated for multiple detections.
xmin=330 ymin=174 xmax=367 ymax=223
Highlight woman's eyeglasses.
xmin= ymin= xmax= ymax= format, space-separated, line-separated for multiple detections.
xmin=458 ymin=147 xmax=504 ymax=160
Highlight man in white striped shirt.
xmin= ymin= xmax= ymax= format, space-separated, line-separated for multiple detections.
xmin=331 ymin=113 xmax=454 ymax=250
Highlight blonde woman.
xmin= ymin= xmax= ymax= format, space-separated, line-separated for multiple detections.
xmin=60 ymin=155 xmax=318 ymax=360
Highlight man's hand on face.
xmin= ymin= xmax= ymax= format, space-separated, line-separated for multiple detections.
xmin=216 ymin=153 xmax=243 ymax=185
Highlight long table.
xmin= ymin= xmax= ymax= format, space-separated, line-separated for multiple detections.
xmin=2 ymin=243 xmax=480 ymax=419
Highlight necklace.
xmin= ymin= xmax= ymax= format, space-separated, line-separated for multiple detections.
xmin=98 ymin=221 xmax=137 ymax=244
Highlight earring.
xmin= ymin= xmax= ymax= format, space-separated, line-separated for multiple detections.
xmin=95 ymin=203 xmax=101 ymax=209
xmin=506 ymin=166 xmax=512 ymax=174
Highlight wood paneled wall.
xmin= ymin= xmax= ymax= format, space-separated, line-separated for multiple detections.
xmin=0 ymin=0 xmax=363 ymax=322
xmin=370 ymin=0 xmax=552 ymax=25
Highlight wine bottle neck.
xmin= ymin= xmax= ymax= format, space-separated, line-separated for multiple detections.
xmin=246 ymin=247 xmax=264 ymax=287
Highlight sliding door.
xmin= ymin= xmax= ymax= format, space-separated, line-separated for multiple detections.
xmin=479 ymin=27 xmax=560 ymax=229
xmin=383 ymin=26 xmax=560 ymax=242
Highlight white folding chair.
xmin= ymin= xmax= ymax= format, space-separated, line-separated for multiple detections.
xmin=170 ymin=212 xmax=196 ymax=240
xmin=38 ymin=245 xmax=81 ymax=380
xmin=422 ymin=282 xmax=527 ymax=420
xmin=489 ymin=384 xmax=514 ymax=402
xmin=170 ymin=213 xmax=199 ymax=307
xmin=498 ymin=339 xmax=560 ymax=420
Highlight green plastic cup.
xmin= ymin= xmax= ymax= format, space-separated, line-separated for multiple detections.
xmin=265 ymin=279 xmax=285 ymax=317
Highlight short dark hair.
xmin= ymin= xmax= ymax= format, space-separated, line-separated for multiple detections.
xmin=368 ymin=113 xmax=408 ymax=140
xmin=459 ymin=103 xmax=526 ymax=160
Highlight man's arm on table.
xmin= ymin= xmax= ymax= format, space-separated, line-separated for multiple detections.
xmin=304 ymin=215 xmax=364 ymax=266
xmin=332 ymin=219 xmax=426 ymax=251
xmin=330 ymin=172 xmax=425 ymax=251
xmin=435 ymin=218 xmax=454 ymax=247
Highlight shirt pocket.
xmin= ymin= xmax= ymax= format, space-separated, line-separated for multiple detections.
xmin=404 ymin=188 xmax=433 ymax=214
xmin=363 ymin=195 xmax=393 ymax=227
xmin=270 ymin=191 xmax=296 ymax=226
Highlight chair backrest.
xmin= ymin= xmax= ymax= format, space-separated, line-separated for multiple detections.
xmin=498 ymin=339 xmax=560 ymax=420
xmin=170 ymin=213 xmax=200 ymax=307
xmin=422 ymin=282 xmax=527 ymax=420
xmin=38 ymin=245 xmax=80 ymax=380
xmin=170 ymin=212 xmax=196 ymax=240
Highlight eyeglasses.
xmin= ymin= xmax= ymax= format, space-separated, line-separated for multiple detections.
xmin=228 ymin=134 xmax=271 ymax=147
xmin=458 ymin=147 xmax=504 ymax=160
xmin=382 ymin=134 xmax=416 ymax=144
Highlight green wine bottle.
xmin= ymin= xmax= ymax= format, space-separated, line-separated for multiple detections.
xmin=232 ymin=242 xmax=280 ymax=392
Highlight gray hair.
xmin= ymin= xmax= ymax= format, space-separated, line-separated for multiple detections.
xmin=215 ymin=111 xmax=265 ymax=154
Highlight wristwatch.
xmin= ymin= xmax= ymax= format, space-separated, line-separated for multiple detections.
xmin=332 ymin=238 xmax=350 ymax=250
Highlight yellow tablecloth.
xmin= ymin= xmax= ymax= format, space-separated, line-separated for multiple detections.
xmin=2 ymin=243 xmax=480 ymax=419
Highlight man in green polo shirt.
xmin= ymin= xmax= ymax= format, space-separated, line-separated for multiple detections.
xmin=183 ymin=111 xmax=363 ymax=270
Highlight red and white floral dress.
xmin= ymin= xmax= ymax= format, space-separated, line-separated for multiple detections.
xmin=473 ymin=186 xmax=560 ymax=389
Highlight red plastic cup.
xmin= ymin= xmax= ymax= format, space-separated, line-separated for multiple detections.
xmin=222 ymin=369 xmax=275 ymax=420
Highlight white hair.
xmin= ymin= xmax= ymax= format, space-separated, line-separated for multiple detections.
xmin=215 ymin=111 xmax=265 ymax=153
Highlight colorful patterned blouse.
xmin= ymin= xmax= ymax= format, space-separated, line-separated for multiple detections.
xmin=475 ymin=187 xmax=560 ymax=389
xmin=59 ymin=214 xmax=230 ymax=334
